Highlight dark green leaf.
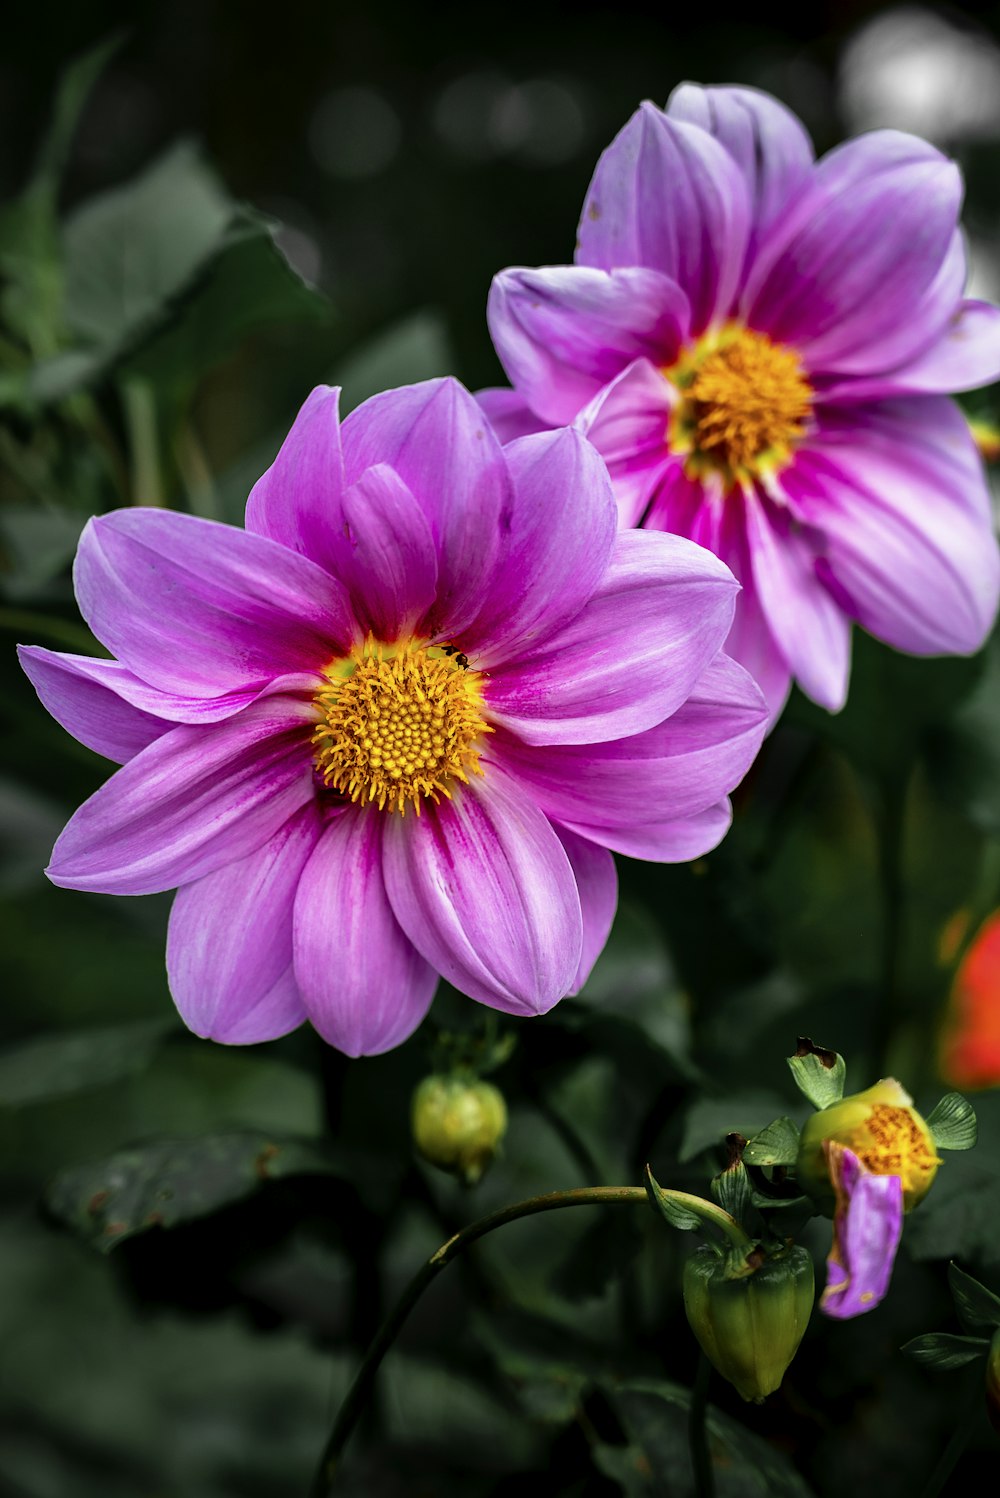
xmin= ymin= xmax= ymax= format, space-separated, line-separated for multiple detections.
xmin=46 ymin=1131 xmax=336 ymax=1251
xmin=744 ymin=1117 xmax=801 ymax=1167
xmin=901 ymin=1332 xmax=988 ymax=1371
xmin=787 ymin=1039 xmax=846 ymax=1110
xmin=926 ymin=1093 xmax=978 ymax=1151
xmin=949 ymin=1262 xmax=1000 ymax=1333
xmin=0 ymin=1018 xmax=173 ymax=1107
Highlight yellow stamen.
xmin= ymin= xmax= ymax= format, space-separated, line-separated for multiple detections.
xmin=851 ymin=1103 xmax=940 ymax=1204
xmin=666 ymin=325 xmax=812 ymax=488
xmin=312 ymin=635 xmax=492 ymax=815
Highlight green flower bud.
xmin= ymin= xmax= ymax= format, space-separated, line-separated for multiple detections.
xmin=796 ymin=1079 xmax=940 ymax=1215
xmin=987 ymin=1328 xmax=1000 ymax=1435
xmin=411 ymin=1074 xmax=507 ymax=1186
xmin=683 ymin=1244 xmax=815 ymax=1403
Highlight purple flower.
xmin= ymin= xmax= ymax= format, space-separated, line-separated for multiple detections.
xmin=485 ymin=85 xmax=1000 ymax=718
xmin=820 ymin=1141 xmax=904 ymax=1319
xmin=19 ymin=379 xmax=767 ymax=1056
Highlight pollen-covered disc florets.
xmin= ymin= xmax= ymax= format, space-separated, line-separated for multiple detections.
xmin=667 ymin=325 xmax=812 ymax=487
xmin=312 ymin=635 xmax=492 ymax=814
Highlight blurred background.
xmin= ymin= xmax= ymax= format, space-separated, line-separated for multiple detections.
xmin=4 ymin=3 xmax=1000 ymax=1495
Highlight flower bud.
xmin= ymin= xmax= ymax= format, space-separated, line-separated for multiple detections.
xmin=411 ymin=1074 xmax=507 ymax=1186
xmin=683 ymin=1244 xmax=815 ymax=1402
xmin=987 ymin=1328 xmax=1000 ymax=1435
xmin=796 ymin=1079 xmax=939 ymax=1215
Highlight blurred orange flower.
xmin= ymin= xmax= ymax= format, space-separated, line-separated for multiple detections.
xmin=941 ymin=909 xmax=1000 ymax=1089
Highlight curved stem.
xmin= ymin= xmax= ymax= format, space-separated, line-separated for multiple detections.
xmin=308 ymin=1185 xmax=647 ymax=1495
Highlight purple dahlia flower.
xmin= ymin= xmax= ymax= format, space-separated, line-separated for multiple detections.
xmin=19 ymin=379 xmax=767 ymax=1055
xmin=820 ymin=1141 xmax=904 ymax=1320
xmin=484 ymin=84 xmax=1000 ymax=718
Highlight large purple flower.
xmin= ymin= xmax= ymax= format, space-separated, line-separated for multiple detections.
xmin=19 ymin=379 xmax=767 ymax=1056
xmin=485 ymin=84 xmax=1000 ymax=717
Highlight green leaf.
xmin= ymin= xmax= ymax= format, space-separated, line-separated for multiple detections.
xmin=902 ymin=1332 xmax=988 ymax=1371
xmin=333 ymin=311 xmax=456 ymax=414
xmin=0 ymin=1019 xmax=173 ymax=1107
xmin=711 ymin=1147 xmax=754 ymax=1232
xmin=906 ymin=1094 xmax=1000 ymax=1264
xmin=45 ymin=1131 xmax=336 ymax=1251
xmin=644 ymin=1166 xmax=749 ymax=1247
xmin=948 ymin=1262 xmax=1000 ymax=1334
xmin=744 ymin=1117 xmax=801 ymax=1167
xmin=787 ymin=1038 xmax=846 ymax=1109
xmin=927 ymin=1093 xmax=978 ymax=1151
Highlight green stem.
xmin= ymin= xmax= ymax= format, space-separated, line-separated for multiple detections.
xmin=121 ymin=378 xmax=164 ymax=507
xmin=308 ymin=1186 xmax=647 ymax=1495
xmin=916 ymin=1388 xmax=980 ymax=1498
xmin=689 ymin=1353 xmax=716 ymax=1498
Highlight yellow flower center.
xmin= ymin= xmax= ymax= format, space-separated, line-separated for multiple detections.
xmin=667 ymin=325 xmax=812 ymax=488
xmin=852 ymin=1103 xmax=940 ymax=1208
xmin=311 ymin=635 xmax=492 ymax=815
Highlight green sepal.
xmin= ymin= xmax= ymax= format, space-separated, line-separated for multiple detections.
xmin=711 ymin=1136 xmax=754 ymax=1233
xmin=949 ymin=1263 xmax=1000 ymax=1334
xmin=901 ymin=1332 xmax=988 ymax=1372
xmin=744 ymin=1117 xmax=801 ymax=1167
xmin=787 ymin=1038 xmax=846 ymax=1110
xmin=644 ymin=1165 xmax=750 ymax=1249
xmin=926 ymin=1093 xmax=977 ymax=1151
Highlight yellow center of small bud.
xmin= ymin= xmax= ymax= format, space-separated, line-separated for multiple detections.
xmin=852 ymin=1103 xmax=940 ymax=1206
xmin=666 ymin=325 xmax=812 ymax=488
xmin=312 ymin=635 xmax=492 ymax=815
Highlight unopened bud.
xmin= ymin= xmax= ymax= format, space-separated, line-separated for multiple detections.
xmin=797 ymin=1079 xmax=939 ymax=1214
xmin=411 ymin=1074 xmax=507 ymax=1186
xmin=683 ymin=1244 xmax=815 ymax=1402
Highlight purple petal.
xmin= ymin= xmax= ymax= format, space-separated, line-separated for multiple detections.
xmin=816 ymin=300 xmax=1000 ymax=402
xmin=820 ymin=1143 xmax=903 ymax=1319
xmin=18 ymin=646 xmax=171 ymax=763
xmin=74 ymin=509 xmax=357 ymax=699
xmin=494 ymin=652 xmax=765 ymax=829
xmin=166 ymin=803 xmax=324 ymax=1044
xmin=332 ymin=464 xmax=439 ymax=639
xmin=487 ymin=265 xmax=689 ymax=425
xmin=666 ymin=83 xmax=813 ymax=265
xmin=244 ymin=385 xmax=346 ymax=571
xmin=463 ymin=427 xmax=618 ymax=662
xmin=577 ymin=103 xmax=750 ymax=335
xmin=485 ymin=529 xmax=738 ymax=744
xmin=560 ymin=801 xmax=733 ymax=862
xmin=552 ymin=824 xmax=618 ymax=995
xmin=783 ymin=397 xmax=1000 ymax=655
xmin=476 ymin=387 xmax=551 ymax=444
xmin=743 ymin=488 xmax=852 ymax=712
xmin=382 ymin=767 xmax=582 ymax=1016
xmin=576 ymin=358 xmax=679 ymax=527
xmin=293 ymin=807 xmax=437 ymax=1056
xmin=745 ymin=132 xmax=963 ymax=375
xmin=341 ymin=378 xmax=511 ymax=639
xmin=47 ymin=696 xmax=316 ymax=895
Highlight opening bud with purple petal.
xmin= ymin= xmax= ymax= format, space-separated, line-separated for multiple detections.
xmin=796 ymin=1078 xmax=940 ymax=1216
xmin=411 ymin=1074 xmax=508 ymax=1187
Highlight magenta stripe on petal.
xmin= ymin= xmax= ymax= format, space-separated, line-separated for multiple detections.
xmin=245 ymin=384 xmax=347 ymax=572
xmin=577 ymin=102 xmax=750 ymax=335
xmin=383 ymin=767 xmax=583 ymax=1016
xmin=488 ymin=265 xmax=689 ymax=426
xmin=74 ymin=509 xmax=357 ymax=700
xmin=294 ymin=806 xmax=437 ymax=1056
xmin=485 ymin=529 xmax=738 ymax=745
xmin=464 ymin=427 xmax=617 ymax=664
xmin=47 ymin=696 xmax=317 ymax=895
xmin=552 ymin=824 xmax=618 ymax=995
xmin=820 ymin=1143 xmax=904 ymax=1319
xmin=334 ymin=464 xmax=439 ymax=640
xmin=18 ymin=646 xmax=171 ymax=763
xmin=166 ymin=803 xmax=324 ymax=1044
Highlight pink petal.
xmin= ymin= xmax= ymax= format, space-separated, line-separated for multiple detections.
xmin=333 ymin=464 xmax=439 ymax=639
xmin=74 ymin=509 xmax=356 ymax=699
xmin=577 ymin=102 xmax=751 ymax=335
xmin=47 ymin=695 xmax=317 ymax=895
xmin=293 ymin=807 xmax=437 ymax=1056
xmin=18 ymin=646 xmax=171 ymax=763
xmin=487 ymin=264 xmax=689 ymax=425
xmin=816 ymin=300 xmax=1000 ymax=402
xmin=382 ymin=767 xmax=583 ymax=1016
xmin=476 ymin=388 xmax=551 ymax=444
xmin=551 ymin=823 xmax=618 ymax=995
xmin=576 ymin=358 xmax=679 ymax=527
xmin=166 ymin=803 xmax=325 ymax=1044
xmin=245 ymin=384 xmax=346 ymax=572
xmin=561 ymin=801 xmax=733 ymax=862
xmin=820 ymin=1143 xmax=904 ymax=1320
xmin=485 ymin=529 xmax=738 ymax=744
